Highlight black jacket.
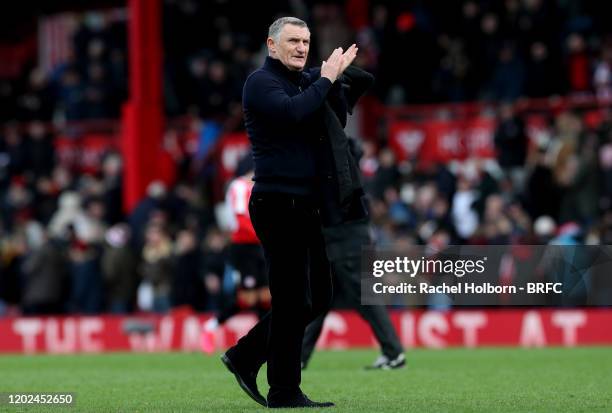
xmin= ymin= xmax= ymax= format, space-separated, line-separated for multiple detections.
xmin=320 ymin=65 xmax=374 ymax=226
xmin=243 ymin=57 xmax=334 ymax=194
xmin=243 ymin=57 xmax=373 ymax=225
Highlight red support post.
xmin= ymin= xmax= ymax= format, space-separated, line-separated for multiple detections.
xmin=121 ymin=0 xmax=167 ymax=212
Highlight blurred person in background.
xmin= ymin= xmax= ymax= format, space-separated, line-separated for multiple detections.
xmin=593 ymin=43 xmax=612 ymax=101
xmin=565 ymin=33 xmax=590 ymax=96
xmin=1 ymin=176 xmax=33 ymax=233
xmin=65 ymin=197 xmax=106 ymax=314
xmin=370 ymin=147 xmax=400 ymax=200
xmin=553 ymin=113 xmax=600 ymax=224
xmin=199 ymin=226 xmax=226 ymax=312
xmin=301 ymin=139 xmax=405 ymax=371
xmin=494 ymin=102 xmax=528 ymax=191
xmin=139 ymin=223 xmax=174 ymax=313
xmin=424 ymin=227 xmax=453 ymax=309
xmin=83 ymin=62 xmax=116 ymax=119
xmin=471 ymin=194 xmax=513 ymax=245
xmin=451 ymin=170 xmax=479 ymax=242
xmin=538 ymin=222 xmax=590 ymax=306
xmin=32 ymin=175 xmax=61 ymax=226
xmin=383 ymin=186 xmax=414 ymax=229
xmin=525 ymin=41 xmax=561 ymax=98
xmin=15 ymin=68 xmax=54 ymax=122
xmin=172 ymin=227 xmax=204 ymax=311
xmin=1 ymin=126 xmax=28 ymax=182
xmin=524 ymin=132 xmax=562 ymax=221
xmin=129 ymin=181 xmax=169 ymax=252
xmin=21 ymin=223 xmax=69 ymax=315
xmin=193 ymin=59 xmax=232 ymax=119
xmin=369 ymin=198 xmax=393 ymax=247
xmin=473 ymin=12 xmax=502 ymax=96
xmin=0 ymin=225 xmax=26 ymax=315
xmin=488 ymin=44 xmax=525 ymax=101
xmin=101 ymin=153 xmax=124 ymax=225
xmin=57 ymin=68 xmax=85 ymax=120
xmin=358 ymin=140 xmax=379 ymax=190
xmin=48 ymin=191 xmax=84 ymax=239
xmin=102 ymin=223 xmax=137 ymax=314
xmin=25 ymin=121 xmax=55 ymax=180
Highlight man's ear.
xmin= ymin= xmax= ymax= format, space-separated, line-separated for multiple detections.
xmin=267 ymin=37 xmax=276 ymax=56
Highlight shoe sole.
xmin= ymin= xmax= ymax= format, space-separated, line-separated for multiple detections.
xmin=220 ymin=354 xmax=267 ymax=407
xmin=269 ymin=401 xmax=335 ymax=408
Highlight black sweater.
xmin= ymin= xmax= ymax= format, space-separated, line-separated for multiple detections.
xmin=243 ymin=56 xmax=347 ymax=195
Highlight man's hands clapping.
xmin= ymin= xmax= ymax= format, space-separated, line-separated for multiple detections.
xmin=321 ymin=44 xmax=358 ymax=83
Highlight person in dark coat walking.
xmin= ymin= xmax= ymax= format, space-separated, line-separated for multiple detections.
xmin=301 ymin=139 xmax=405 ymax=370
xmin=220 ymin=16 xmax=364 ymax=409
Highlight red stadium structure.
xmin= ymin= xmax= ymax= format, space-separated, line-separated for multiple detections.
xmin=121 ymin=0 xmax=168 ymax=212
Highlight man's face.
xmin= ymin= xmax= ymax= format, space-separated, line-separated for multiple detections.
xmin=268 ymin=24 xmax=310 ymax=71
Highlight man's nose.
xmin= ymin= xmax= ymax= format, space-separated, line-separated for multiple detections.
xmin=297 ymin=43 xmax=306 ymax=53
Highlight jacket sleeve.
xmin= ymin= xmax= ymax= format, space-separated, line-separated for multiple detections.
xmin=339 ymin=65 xmax=374 ymax=114
xmin=328 ymin=85 xmax=348 ymax=127
xmin=308 ymin=67 xmax=349 ymax=127
xmin=243 ymin=71 xmax=333 ymax=123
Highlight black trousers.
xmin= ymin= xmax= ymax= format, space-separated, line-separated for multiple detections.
xmin=301 ymin=253 xmax=403 ymax=365
xmin=227 ymin=192 xmax=333 ymax=399
xmin=302 ymin=222 xmax=403 ymax=366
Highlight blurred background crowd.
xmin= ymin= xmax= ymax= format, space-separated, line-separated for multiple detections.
xmin=1 ymin=0 xmax=612 ymax=316
xmin=3 ymin=0 xmax=612 ymax=120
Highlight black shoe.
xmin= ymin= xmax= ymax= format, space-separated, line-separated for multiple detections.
xmin=267 ymin=392 xmax=335 ymax=409
xmin=220 ymin=353 xmax=267 ymax=407
xmin=365 ymin=353 xmax=406 ymax=370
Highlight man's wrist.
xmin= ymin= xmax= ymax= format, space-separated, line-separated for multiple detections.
xmin=316 ymin=76 xmax=334 ymax=96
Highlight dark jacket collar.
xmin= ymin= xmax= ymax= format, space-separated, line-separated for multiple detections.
xmin=263 ymin=56 xmax=303 ymax=85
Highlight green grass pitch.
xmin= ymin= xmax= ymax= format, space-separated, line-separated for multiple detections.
xmin=1 ymin=348 xmax=611 ymax=412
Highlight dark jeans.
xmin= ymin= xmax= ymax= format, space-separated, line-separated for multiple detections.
xmin=227 ymin=192 xmax=333 ymax=400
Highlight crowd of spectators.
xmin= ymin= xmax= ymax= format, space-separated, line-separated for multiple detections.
xmin=1 ymin=13 xmax=127 ymax=123
xmin=2 ymin=0 xmax=612 ymax=315
xmin=0 ymin=153 xmax=225 ymax=315
xmin=364 ymin=108 xmax=612 ymax=249
xmin=2 ymin=102 xmax=612 ymax=315
xmin=3 ymin=0 xmax=612 ymax=122
xmin=158 ymin=0 xmax=612 ymax=107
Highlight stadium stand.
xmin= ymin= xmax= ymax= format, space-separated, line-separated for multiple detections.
xmin=1 ymin=0 xmax=612 ymax=316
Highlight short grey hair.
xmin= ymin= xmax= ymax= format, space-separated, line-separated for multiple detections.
xmin=268 ymin=17 xmax=308 ymax=42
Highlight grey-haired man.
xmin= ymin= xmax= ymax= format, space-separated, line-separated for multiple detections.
xmin=221 ymin=17 xmax=366 ymax=408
